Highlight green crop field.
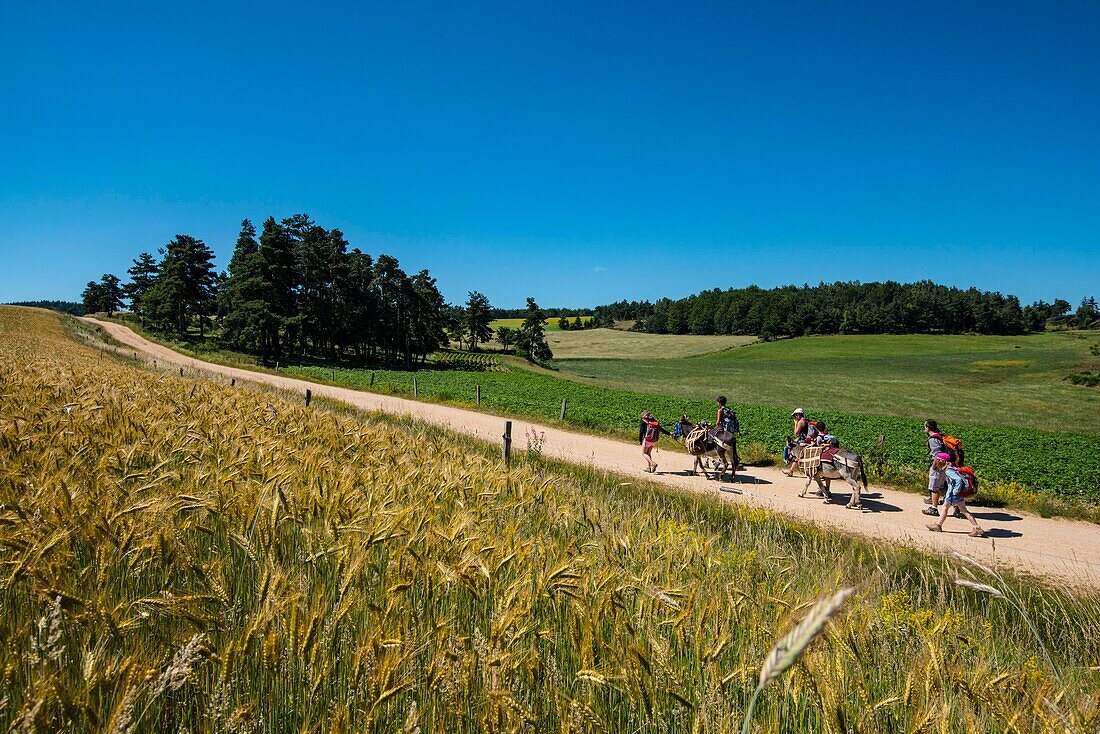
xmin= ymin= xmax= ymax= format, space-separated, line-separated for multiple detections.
xmin=555 ymin=332 xmax=1100 ymax=436
xmin=6 ymin=306 xmax=1100 ymax=732
xmin=546 ymin=328 xmax=756 ymax=359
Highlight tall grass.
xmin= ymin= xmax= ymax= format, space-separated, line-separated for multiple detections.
xmin=2 ymin=305 xmax=1099 ymax=732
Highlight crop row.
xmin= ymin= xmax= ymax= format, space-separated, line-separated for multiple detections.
xmin=286 ymin=363 xmax=1100 ymax=499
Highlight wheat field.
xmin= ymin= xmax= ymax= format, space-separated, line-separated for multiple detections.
xmin=1 ymin=305 xmax=1098 ymax=733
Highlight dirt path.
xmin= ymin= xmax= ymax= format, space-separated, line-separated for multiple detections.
xmin=89 ymin=318 xmax=1100 ymax=591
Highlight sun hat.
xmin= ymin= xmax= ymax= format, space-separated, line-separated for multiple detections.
xmin=791 ymin=408 xmax=804 ymax=416
xmin=934 ymin=452 xmax=952 ymax=462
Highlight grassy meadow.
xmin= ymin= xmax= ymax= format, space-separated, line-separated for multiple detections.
xmin=3 ymin=305 xmax=1100 ymax=732
xmin=546 ymin=329 xmax=756 ymax=360
xmin=490 ymin=315 xmax=592 ymax=332
xmin=556 ymin=331 xmax=1100 ymax=436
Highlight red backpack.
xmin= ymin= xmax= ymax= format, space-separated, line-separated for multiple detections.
xmin=954 ymin=466 xmax=978 ymax=498
xmin=644 ymin=420 xmax=660 ymax=443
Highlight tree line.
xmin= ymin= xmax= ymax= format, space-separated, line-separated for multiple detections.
xmin=5 ymin=300 xmax=86 ymax=316
xmin=595 ymin=281 xmax=1098 ymax=338
xmin=82 ymin=215 xmax=554 ymax=367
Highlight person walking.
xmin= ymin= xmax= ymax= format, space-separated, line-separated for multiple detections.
xmin=715 ymin=395 xmax=741 ymax=469
xmin=923 ymin=452 xmax=950 ymax=517
xmin=639 ymin=410 xmax=672 ymax=473
xmin=927 ymin=463 xmax=986 ymax=537
xmin=923 ymin=420 xmax=947 ymax=511
xmin=782 ymin=408 xmax=810 ymax=476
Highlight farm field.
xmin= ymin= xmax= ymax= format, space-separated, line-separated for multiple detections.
xmin=4 ymin=305 xmax=1100 ymax=731
xmin=91 ymin=314 xmax=1100 ymax=506
xmin=555 ymin=331 xmax=1100 ymax=436
xmin=490 ymin=315 xmax=592 ymax=332
xmin=546 ymin=328 xmax=756 ymax=359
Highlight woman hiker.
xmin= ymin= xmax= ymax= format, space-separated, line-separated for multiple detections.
xmin=639 ymin=410 xmax=672 ymax=473
xmin=927 ymin=457 xmax=986 ymax=537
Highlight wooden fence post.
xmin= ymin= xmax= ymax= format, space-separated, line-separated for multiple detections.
xmin=413 ymin=377 xmax=418 ymax=397
xmin=370 ymin=372 xmax=375 ymax=388
xmin=179 ymin=367 xmax=184 ymax=376
xmin=305 ymin=389 xmax=312 ymax=407
xmin=502 ymin=421 xmax=512 ymax=466
xmin=476 ymin=384 xmax=481 ymax=407
xmin=231 ymin=378 xmax=236 ymax=387
xmin=560 ymin=398 xmax=568 ymax=421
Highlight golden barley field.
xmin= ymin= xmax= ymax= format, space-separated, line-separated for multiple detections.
xmin=1 ymin=305 xmax=1098 ymax=733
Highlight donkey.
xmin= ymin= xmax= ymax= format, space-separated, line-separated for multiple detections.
xmin=677 ymin=417 xmax=736 ymax=482
xmin=785 ymin=439 xmax=868 ymax=509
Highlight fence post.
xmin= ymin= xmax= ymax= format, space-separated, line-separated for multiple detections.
xmin=231 ymin=378 xmax=236 ymax=387
xmin=502 ymin=420 xmax=512 ymax=466
xmin=179 ymin=367 xmax=184 ymax=377
xmin=370 ymin=372 xmax=375 ymax=388
xmin=413 ymin=377 xmax=418 ymax=397
xmin=476 ymin=384 xmax=481 ymax=407
xmin=305 ymin=389 xmax=312 ymax=407
xmin=275 ymin=361 xmax=279 ymax=371
xmin=560 ymin=398 xmax=567 ymax=421
xmin=331 ymin=368 xmax=336 ymax=381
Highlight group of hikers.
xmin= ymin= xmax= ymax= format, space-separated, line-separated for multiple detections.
xmin=637 ymin=404 xmax=987 ymax=537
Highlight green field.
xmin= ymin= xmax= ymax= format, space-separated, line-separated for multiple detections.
xmin=556 ymin=332 xmax=1100 ymax=436
xmin=6 ymin=306 xmax=1099 ymax=732
xmin=546 ymin=328 xmax=756 ymax=359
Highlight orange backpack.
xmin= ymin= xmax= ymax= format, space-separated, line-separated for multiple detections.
xmin=942 ymin=435 xmax=964 ymax=466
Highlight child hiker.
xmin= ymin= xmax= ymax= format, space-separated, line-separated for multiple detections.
xmin=639 ymin=410 xmax=672 ymax=473
xmin=927 ymin=458 xmax=986 ymax=537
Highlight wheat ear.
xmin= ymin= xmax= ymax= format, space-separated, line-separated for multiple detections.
xmin=740 ymin=585 xmax=856 ymax=733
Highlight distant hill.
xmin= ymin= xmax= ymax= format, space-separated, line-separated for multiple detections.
xmin=5 ymin=300 xmax=85 ymax=316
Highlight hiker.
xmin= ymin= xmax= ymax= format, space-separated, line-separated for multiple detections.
xmin=639 ymin=410 xmax=672 ymax=473
xmin=782 ymin=408 xmax=814 ymax=476
xmin=715 ymin=396 xmax=740 ymax=434
xmin=923 ymin=452 xmax=950 ymax=517
xmin=927 ymin=461 xmax=986 ymax=537
xmin=714 ymin=395 xmax=741 ymax=468
xmin=923 ymin=419 xmax=951 ymax=513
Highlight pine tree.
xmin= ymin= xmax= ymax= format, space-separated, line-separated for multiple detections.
xmin=220 ymin=220 xmax=269 ymax=353
xmin=518 ymin=297 xmax=553 ymax=362
xmin=259 ymin=217 xmax=297 ymax=359
xmin=464 ymin=291 xmax=494 ymax=350
xmin=124 ymin=253 xmax=159 ymax=325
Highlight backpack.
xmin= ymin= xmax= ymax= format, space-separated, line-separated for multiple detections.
xmin=643 ymin=420 xmax=660 ymax=443
xmin=954 ymin=466 xmax=978 ymax=499
xmin=672 ymin=421 xmax=683 ymax=439
xmin=720 ymin=406 xmax=740 ymax=434
xmin=805 ymin=420 xmax=822 ymax=441
xmin=942 ymin=435 xmax=964 ymax=466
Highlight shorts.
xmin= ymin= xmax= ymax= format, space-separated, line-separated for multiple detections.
xmin=643 ymin=440 xmax=657 ymax=449
xmin=942 ymin=484 xmax=964 ymax=506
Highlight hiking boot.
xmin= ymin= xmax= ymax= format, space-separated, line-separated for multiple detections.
xmin=953 ymin=509 xmax=964 ymax=519
xmin=922 ymin=508 xmax=938 ymax=517
xmin=927 ymin=523 xmax=942 ymax=532
xmin=969 ymin=528 xmax=986 ymax=538
xmin=923 ymin=497 xmax=933 ymax=505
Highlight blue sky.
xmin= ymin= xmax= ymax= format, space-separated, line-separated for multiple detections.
xmin=1 ymin=0 xmax=1097 ymax=308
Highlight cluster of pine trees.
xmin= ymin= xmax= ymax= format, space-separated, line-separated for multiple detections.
xmin=82 ymin=215 xmax=559 ymax=366
xmin=596 ymin=281 xmax=1094 ymax=339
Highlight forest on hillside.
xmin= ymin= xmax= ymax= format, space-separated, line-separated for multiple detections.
xmin=595 ymin=282 xmax=1098 ymax=339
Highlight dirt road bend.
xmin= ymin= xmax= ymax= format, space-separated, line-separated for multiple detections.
xmin=88 ymin=318 xmax=1100 ymax=590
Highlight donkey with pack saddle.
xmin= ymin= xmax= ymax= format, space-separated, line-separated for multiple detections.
xmin=676 ymin=417 xmax=737 ymax=482
xmin=785 ymin=439 xmax=868 ymax=509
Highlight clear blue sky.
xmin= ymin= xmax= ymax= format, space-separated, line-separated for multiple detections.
xmin=2 ymin=0 xmax=1097 ymax=308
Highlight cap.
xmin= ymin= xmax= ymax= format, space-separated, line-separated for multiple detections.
xmin=791 ymin=408 xmax=804 ymax=416
xmin=934 ymin=452 xmax=952 ymax=462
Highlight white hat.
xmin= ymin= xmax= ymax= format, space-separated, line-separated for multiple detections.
xmin=791 ymin=408 xmax=804 ymax=416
